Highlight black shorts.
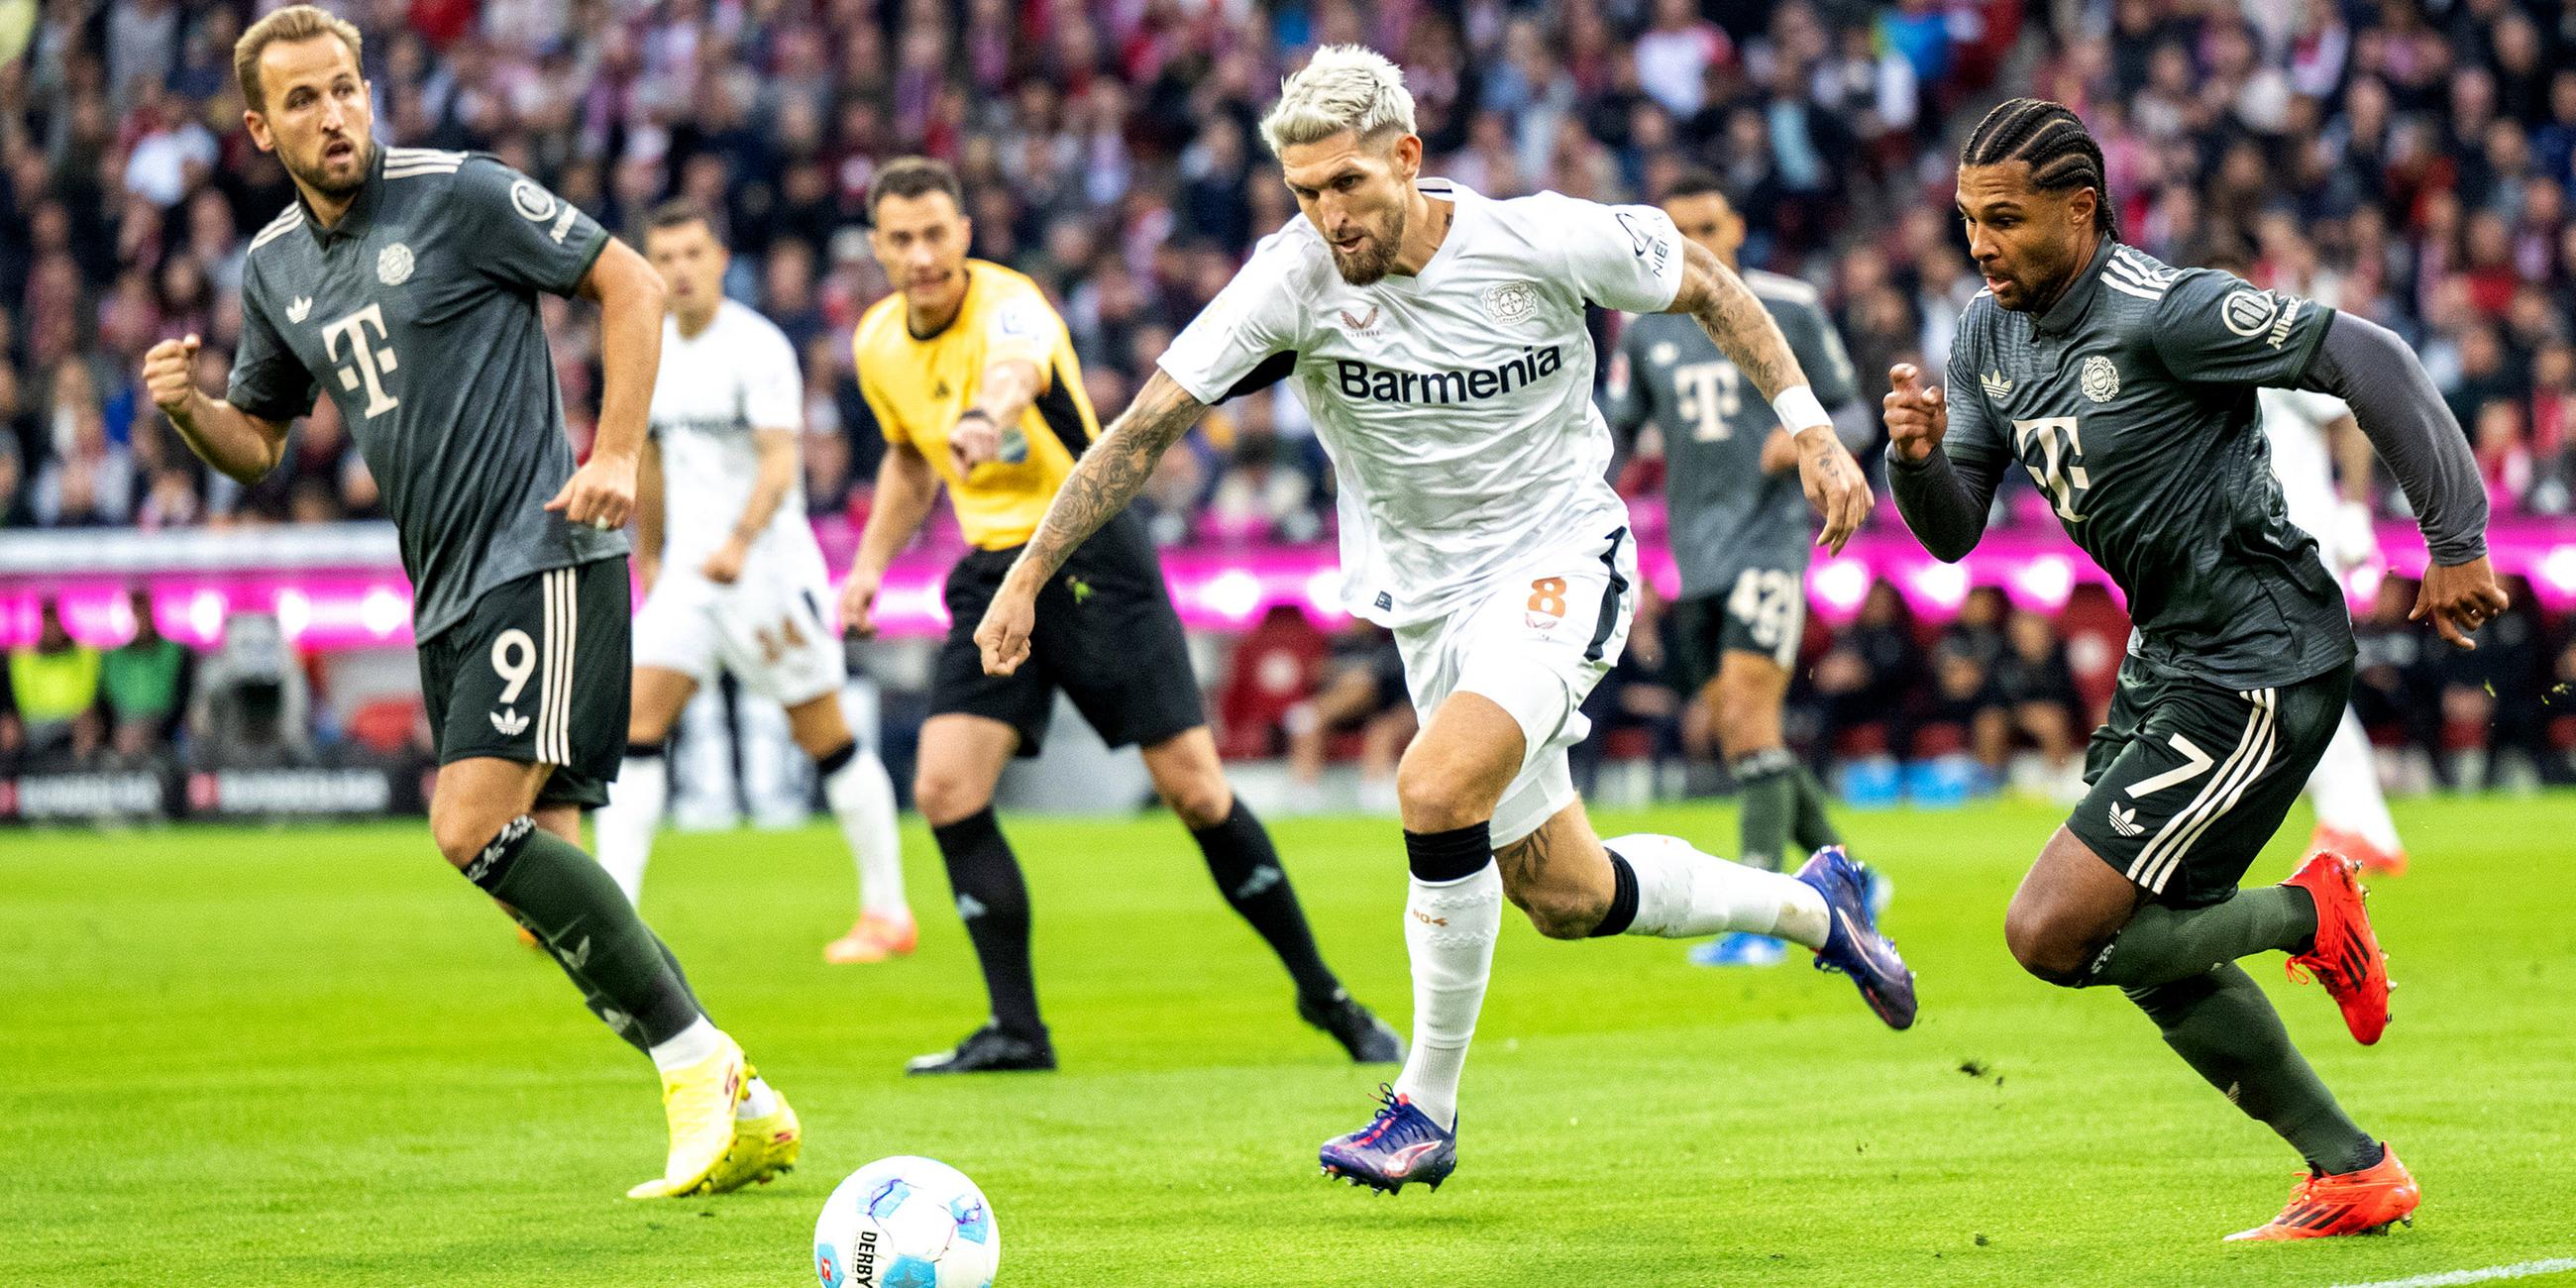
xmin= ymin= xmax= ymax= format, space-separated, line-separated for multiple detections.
xmin=2067 ymin=654 xmax=2352 ymax=909
xmin=1669 ymin=565 xmax=1807 ymax=695
xmin=416 ymin=558 xmax=630 ymax=808
xmin=932 ymin=513 xmax=1205 ymax=758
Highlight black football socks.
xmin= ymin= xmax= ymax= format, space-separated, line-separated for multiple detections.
xmin=465 ymin=816 xmax=704 ymax=1052
xmin=931 ymin=807 xmax=1045 ymax=1038
xmin=1192 ymin=800 xmax=1344 ymax=1004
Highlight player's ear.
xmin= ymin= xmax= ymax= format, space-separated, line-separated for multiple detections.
xmin=243 ymin=110 xmax=272 ymax=152
xmin=2068 ymin=184 xmax=2097 ymax=232
xmin=1391 ymin=133 xmax=1422 ymax=180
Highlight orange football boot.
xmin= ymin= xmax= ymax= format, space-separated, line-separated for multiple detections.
xmin=2308 ymin=823 xmax=2408 ymax=878
xmin=823 ymin=910 xmax=918 ymax=964
xmin=2282 ymin=854 xmax=2392 ymax=1045
xmin=2227 ymin=1143 xmax=2419 ymax=1240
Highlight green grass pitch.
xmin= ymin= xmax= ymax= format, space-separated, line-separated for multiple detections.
xmin=6 ymin=794 xmax=2573 ymax=1287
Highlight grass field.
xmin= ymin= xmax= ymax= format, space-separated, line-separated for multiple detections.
xmin=5 ymin=794 xmax=2572 ymax=1287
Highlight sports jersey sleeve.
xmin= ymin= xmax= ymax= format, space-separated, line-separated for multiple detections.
xmin=449 ymin=157 xmax=610 ymax=297
xmin=227 ymin=282 xmax=315 ymax=423
xmin=982 ymin=285 xmax=1061 ymax=374
xmin=744 ymin=324 xmax=805 ymax=431
xmin=1158 ymin=234 xmax=1304 ymax=405
xmin=2149 ymin=269 xmax=2335 ymax=388
xmin=1888 ymin=328 xmax=2008 ymax=561
xmin=1554 ymin=195 xmax=1686 ymax=313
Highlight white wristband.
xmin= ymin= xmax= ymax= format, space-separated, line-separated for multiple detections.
xmin=1771 ymin=384 xmax=1830 ymax=435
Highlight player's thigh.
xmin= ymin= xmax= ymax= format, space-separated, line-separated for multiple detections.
xmin=1398 ymin=691 xmax=1529 ymax=831
xmin=427 ymin=756 xmax=554 ymax=866
xmin=629 ymin=667 xmax=700 ymax=744
xmin=420 ymin=561 xmax=626 ymax=814
xmin=912 ymin=713 xmax=1021 ymax=825
xmin=2003 ymin=824 xmax=2149 ymax=980
xmin=1041 ymin=521 xmax=1208 ymax=755
xmin=929 ymin=551 xmax=1057 ymax=757
xmin=2067 ymin=659 xmax=2350 ymax=909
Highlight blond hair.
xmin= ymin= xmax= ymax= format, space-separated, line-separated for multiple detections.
xmin=235 ymin=5 xmax=366 ymax=113
xmin=1258 ymin=45 xmax=1416 ymax=156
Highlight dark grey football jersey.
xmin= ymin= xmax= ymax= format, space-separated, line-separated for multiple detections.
xmin=1606 ymin=269 xmax=1859 ymax=599
xmin=229 ymin=145 xmax=623 ymax=642
xmin=1942 ymin=240 xmax=2353 ymax=688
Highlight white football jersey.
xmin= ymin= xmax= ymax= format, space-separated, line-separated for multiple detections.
xmin=1158 ymin=179 xmax=1687 ymax=627
xmin=647 ymin=299 xmax=826 ymax=586
xmin=2256 ymin=385 xmax=2348 ymax=545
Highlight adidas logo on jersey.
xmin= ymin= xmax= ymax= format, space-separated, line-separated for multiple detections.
xmin=489 ymin=706 xmax=530 ymax=737
xmin=2106 ymin=802 xmax=2143 ymax=837
xmin=1334 ymin=346 xmax=1562 ymax=406
xmin=286 ymin=296 xmax=314 ymax=323
xmin=1981 ymin=370 xmax=2013 ymax=401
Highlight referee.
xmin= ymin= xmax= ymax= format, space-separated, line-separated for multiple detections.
xmin=838 ymin=158 xmax=1398 ymax=1074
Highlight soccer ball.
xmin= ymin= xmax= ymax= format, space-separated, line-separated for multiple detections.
xmin=813 ymin=1155 xmax=1001 ymax=1288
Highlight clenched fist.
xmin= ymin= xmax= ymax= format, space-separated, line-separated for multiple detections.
xmin=143 ymin=334 xmax=205 ymax=421
xmin=1882 ymin=363 xmax=1947 ymax=465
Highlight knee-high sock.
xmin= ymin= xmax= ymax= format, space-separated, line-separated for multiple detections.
xmin=1191 ymin=800 xmax=1342 ymax=1001
xmin=818 ymin=740 xmax=906 ymax=917
xmin=2308 ymin=707 xmax=2403 ymax=856
xmin=1391 ymin=824 xmax=1499 ymax=1132
xmin=1788 ymin=764 xmax=1845 ymax=852
xmin=1731 ymin=750 xmax=1797 ymax=873
xmin=2126 ymin=964 xmax=2379 ymax=1174
xmin=2083 ymin=888 xmax=2317 ymax=989
xmin=592 ymin=743 xmax=667 ymax=906
xmin=1593 ymin=833 xmax=1830 ymax=948
xmin=930 ymin=807 xmax=1043 ymax=1036
xmin=466 ymin=816 xmax=705 ymax=1053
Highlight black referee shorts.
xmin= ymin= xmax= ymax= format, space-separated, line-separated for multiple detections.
xmin=932 ymin=512 xmax=1206 ymax=758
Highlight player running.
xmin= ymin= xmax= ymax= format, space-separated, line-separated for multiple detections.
xmin=1885 ymin=98 xmax=2504 ymax=1240
xmin=1605 ymin=168 xmax=1872 ymax=968
xmin=141 ymin=7 xmax=796 ymax=1200
xmin=2202 ymin=255 xmax=2413 ymax=876
xmin=837 ymin=158 xmax=1400 ymax=1074
xmin=590 ymin=200 xmax=912 ymax=963
xmin=974 ymin=47 xmax=1912 ymax=1194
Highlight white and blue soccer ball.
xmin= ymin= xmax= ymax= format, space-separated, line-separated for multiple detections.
xmin=813 ymin=1155 xmax=1001 ymax=1288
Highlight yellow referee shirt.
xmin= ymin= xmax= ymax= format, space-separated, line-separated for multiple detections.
xmin=852 ymin=260 xmax=1104 ymax=551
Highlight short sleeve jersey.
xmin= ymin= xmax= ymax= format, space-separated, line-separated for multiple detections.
xmin=229 ymin=146 xmax=620 ymax=642
xmin=1607 ymin=268 xmax=1859 ymax=599
xmin=1158 ymin=180 xmax=1686 ymax=626
xmin=1940 ymin=240 xmax=2353 ymax=688
xmin=851 ymin=261 xmax=1102 ymax=551
xmin=647 ymin=299 xmax=826 ymax=585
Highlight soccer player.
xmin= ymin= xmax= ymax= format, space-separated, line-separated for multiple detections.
xmin=1605 ymin=169 xmax=1869 ymax=968
xmin=973 ymin=47 xmax=1913 ymax=1193
xmin=837 ymin=158 xmax=1400 ymax=1074
xmin=591 ymin=200 xmax=913 ymax=963
xmin=2207 ymin=255 xmax=2412 ymax=876
xmin=139 ymin=7 xmax=796 ymax=1200
xmin=1884 ymin=98 xmax=2506 ymax=1239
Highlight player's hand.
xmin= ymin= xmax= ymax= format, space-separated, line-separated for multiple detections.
xmin=974 ymin=579 xmax=1037 ymax=677
xmin=1792 ymin=422 xmax=1873 ymax=555
xmin=700 ymin=536 xmax=748 ymax=585
xmin=838 ymin=567 xmax=884 ymax=639
xmin=546 ymin=451 xmax=637 ymax=530
xmin=143 ymin=334 xmax=203 ymax=419
xmin=1882 ymin=364 xmax=1947 ymax=465
xmin=2412 ymin=555 xmax=2510 ymax=650
xmin=949 ymin=414 xmax=1001 ymax=479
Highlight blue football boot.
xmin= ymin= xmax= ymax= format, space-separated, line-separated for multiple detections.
xmin=1319 ymin=1085 xmax=1455 ymax=1194
xmin=1688 ymin=932 xmax=1788 ymax=967
xmin=1794 ymin=846 xmax=1917 ymax=1030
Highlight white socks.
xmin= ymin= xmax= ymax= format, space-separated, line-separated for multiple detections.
xmin=1391 ymin=862 xmax=1501 ymax=1132
xmin=2308 ymin=708 xmax=2404 ymax=855
xmin=1605 ymin=833 xmax=1831 ymax=949
xmin=594 ymin=753 xmax=668 ymax=906
xmin=824 ymin=745 xmax=908 ymax=918
xmin=646 ymin=1017 xmax=720 ymax=1073
xmin=737 ymin=1076 xmax=780 ymax=1120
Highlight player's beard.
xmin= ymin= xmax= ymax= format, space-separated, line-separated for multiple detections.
xmin=288 ymin=136 xmax=372 ymax=201
xmin=1330 ymin=206 xmax=1407 ymax=287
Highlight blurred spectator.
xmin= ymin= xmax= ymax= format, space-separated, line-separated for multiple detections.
xmin=1285 ymin=621 xmax=1415 ymax=815
xmin=101 ymin=586 xmax=191 ymax=766
xmin=1813 ymin=580 xmax=1925 ymax=759
xmin=187 ymin=611 xmax=312 ymax=769
xmin=6 ymin=596 xmax=104 ymax=768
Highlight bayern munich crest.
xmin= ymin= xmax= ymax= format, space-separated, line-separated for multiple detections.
xmin=376 ymin=242 xmax=414 ymax=286
xmin=2080 ymin=355 xmax=2119 ymax=402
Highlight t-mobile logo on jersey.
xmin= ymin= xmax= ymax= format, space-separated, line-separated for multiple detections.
xmin=318 ymin=302 xmax=402 ymax=419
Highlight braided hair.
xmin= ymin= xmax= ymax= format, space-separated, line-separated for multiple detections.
xmin=1959 ymin=98 xmax=2118 ymax=240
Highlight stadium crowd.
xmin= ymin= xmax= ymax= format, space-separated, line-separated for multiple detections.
xmin=2 ymin=0 xmax=2571 ymax=790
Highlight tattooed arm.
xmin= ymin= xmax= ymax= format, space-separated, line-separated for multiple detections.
xmin=974 ymin=370 xmax=1210 ymax=675
xmin=1664 ymin=238 xmax=1876 ymax=552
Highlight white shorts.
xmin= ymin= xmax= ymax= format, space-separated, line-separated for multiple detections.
xmin=1395 ymin=524 xmax=1637 ymax=846
xmin=632 ymin=568 xmax=846 ymax=707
